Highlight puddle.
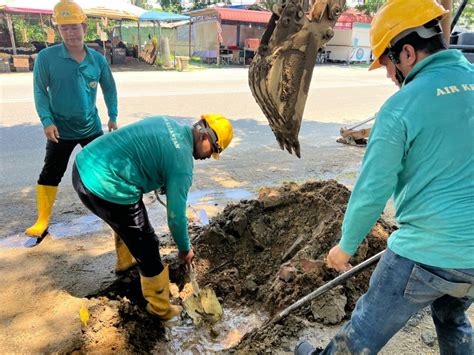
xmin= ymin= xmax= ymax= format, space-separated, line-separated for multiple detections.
xmin=0 ymin=214 xmax=106 ymax=249
xmin=49 ymin=214 xmax=104 ymax=238
xmin=187 ymin=188 xmax=254 ymax=205
xmin=163 ymin=307 xmax=267 ymax=353
xmin=0 ymin=234 xmax=47 ymax=249
xmin=0 ymin=188 xmax=256 ymax=249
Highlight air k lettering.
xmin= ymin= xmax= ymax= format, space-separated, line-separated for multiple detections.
xmin=437 ymin=84 xmax=474 ymax=96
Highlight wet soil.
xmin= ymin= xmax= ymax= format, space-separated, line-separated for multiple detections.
xmin=77 ymin=180 xmax=394 ymax=352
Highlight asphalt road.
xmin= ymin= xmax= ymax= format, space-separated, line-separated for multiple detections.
xmin=0 ymin=65 xmax=396 ymax=194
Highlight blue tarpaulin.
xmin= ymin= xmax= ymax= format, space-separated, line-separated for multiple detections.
xmin=139 ymin=10 xmax=189 ymax=22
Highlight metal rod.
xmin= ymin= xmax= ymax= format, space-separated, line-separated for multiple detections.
xmin=348 ymin=115 xmax=376 ymax=131
xmin=451 ymin=0 xmax=468 ymax=32
xmin=271 ymin=250 xmax=385 ymax=324
xmin=6 ymin=14 xmax=17 ymax=55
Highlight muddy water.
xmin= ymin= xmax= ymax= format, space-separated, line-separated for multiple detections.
xmin=0 ymin=188 xmax=256 ymax=249
xmin=163 ymin=308 xmax=267 ymax=353
xmin=77 ymin=181 xmax=392 ymax=353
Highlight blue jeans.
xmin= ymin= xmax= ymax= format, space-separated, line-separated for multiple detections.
xmin=322 ymin=249 xmax=474 ymax=355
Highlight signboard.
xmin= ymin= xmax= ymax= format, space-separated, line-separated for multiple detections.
xmin=192 ymin=12 xmax=218 ymax=23
xmin=350 ymin=47 xmax=372 ymax=62
xmin=47 ymin=28 xmax=55 ymax=43
xmin=334 ymin=21 xmax=352 ymax=30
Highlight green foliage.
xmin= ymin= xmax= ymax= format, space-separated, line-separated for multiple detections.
xmin=190 ymin=0 xmax=231 ymax=11
xmin=453 ymin=0 xmax=474 ymax=28
xmin=354 ymin=0 xmax=473 ymax=28
xmin=11 ymin=16 xmax=118 ymax=45
xmin=259 ymin=0 xmax=278 ymax=11
xmin=256 ymin=0 xmax=347 ymax=13
xmin=84 ymin=18 xmax=118 ymax=42
xmin=130 ymin=0 xmax=154 ymax=10
xmin=160 ymin=0 xmax=184 ymax=14
xmin=354 ymin=0 xmax=385 ymax=16
xmin=12 ymin=17 xmax=54 ymax=45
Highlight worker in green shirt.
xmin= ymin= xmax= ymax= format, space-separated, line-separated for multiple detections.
xmin=72 ymin=114 xmax=233 ymax=321
xmin=25 ymin=0 xmax=118 ymax=238
xmin=296 ymin=0 xmax=474 ymax=354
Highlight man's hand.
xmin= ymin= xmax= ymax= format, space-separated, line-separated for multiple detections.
xmin=44 ymin=125 xmax=59 ymax=143
xmin=326 ymin=244 xmax=352 ymax=272
xmin=108 ymin=120 xmax=118 ymax=132
xmin=179 ymin=248 xmax=194 ymax=265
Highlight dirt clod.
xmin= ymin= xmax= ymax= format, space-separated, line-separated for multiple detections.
xmin=77 ymin=180 xmax=394 ymax=352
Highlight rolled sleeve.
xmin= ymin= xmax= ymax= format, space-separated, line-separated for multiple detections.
xmin=340 ymin=110 xmax=407 ymax=255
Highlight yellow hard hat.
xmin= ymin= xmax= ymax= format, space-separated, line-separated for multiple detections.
xmin=369 ymin=0 xmax=448 ymax=70
xmin=201 ymin=114 xmax=233 ymax=160
xmin=53 ymin=0 xmax=87 ymax=25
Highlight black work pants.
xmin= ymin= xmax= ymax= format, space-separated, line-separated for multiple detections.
xmin=38 ymin=132 xmax=102 ymax=186
xmin=72 ymin=163 xmax=164 ymax=277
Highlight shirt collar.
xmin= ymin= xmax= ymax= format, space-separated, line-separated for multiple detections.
xmin=404 ymin=50 xmax=468 ymax=86
xmin=59 ymin=43 xmax=93 ymax=62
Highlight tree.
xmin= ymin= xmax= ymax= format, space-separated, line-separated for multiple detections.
xmin=354 ymin=0 xmax=473 ymax=28
xmin=354 ymin=0 xmax=385 ymax=16
xmin=259 ymin=0 xmax=278 ymax=11
xmin=130 ymin=0 xmax=153 ymax=10
xmin=453 ymin=0 xmax=474 ymax=28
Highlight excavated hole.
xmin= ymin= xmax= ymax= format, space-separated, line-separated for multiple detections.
xmin=77 ymin=180 xmax=394 ymax=352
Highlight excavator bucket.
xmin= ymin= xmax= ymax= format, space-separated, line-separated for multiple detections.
xmin=248 ymin=0 xmax=345 ymax=157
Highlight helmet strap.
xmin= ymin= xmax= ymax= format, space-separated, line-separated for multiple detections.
xmin=394 ymin=67 xmax=406 ymax=86
xmin=387 ymin=48 xmax=406 ymax=86
xmin=193 ymin=120 xmax=219 ymax=150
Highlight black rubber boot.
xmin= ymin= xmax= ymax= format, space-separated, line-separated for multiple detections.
xmin=294 ymin=340 xmax=322 ymax=355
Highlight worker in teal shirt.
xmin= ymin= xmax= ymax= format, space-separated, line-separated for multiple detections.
xmin=72 ymin=115 xmax=233 ymax=321
xmin=296 ymin=0 xmax=474 ymax=354
xmin=25 ymin=0 xmax=118 ymax=239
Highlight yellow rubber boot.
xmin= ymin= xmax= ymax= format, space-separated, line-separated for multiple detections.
xmin=140 ymin=265 xmax=183 ymax=320
xmin=114 ymin=231 xmax=137 ymax=274
xmin=25 ymin=185 xmax=58 ymax=237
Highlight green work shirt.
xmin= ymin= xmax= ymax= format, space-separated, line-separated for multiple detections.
xmin=33 ymin=43 xmax=118 ymax=140
xmin=75 ymin=116 xmax=194 ymax=253
xmin=340 ymin=50 xmax=474 ymax=268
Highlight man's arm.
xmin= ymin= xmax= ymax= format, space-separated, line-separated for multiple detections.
xmin=33 ymin=52 xmax=54 ymax=129
xmin=165 ymin=174 xmax=192 ymax=254
xmin=99 ymin=59 xmax=118 ymax=127
xmin=339 ymin=110 xmax=407 ymax=255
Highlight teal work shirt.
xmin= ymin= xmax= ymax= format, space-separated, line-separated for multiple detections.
xmin=340 ymin=50 xmax=474 ymax=268
xmin=33 ymin=43 xmax=118 ymax=140
xmin=75 ymin=116 xmax=194 ymax=253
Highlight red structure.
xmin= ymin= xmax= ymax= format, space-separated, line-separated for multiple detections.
xmin=335 ymin=9 xmax=372 ymax=30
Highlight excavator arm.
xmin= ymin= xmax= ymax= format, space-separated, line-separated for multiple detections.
xmin=249 ymin=0 xmax=345 ymax=157
xmin=249 ymin=0 xmax=457 ymax=157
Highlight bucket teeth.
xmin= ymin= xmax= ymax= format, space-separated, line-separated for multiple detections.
xmin=248 ymin=0 xmax=344 ymax=157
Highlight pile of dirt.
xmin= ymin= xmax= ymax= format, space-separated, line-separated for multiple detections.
xmin=78 ymin=180 xmax=394 ymax=351
xmin=193 ymin=180 xmax=390 ymax=311
xmin=78 ymin=270 xmax=167 ymax=353
xmin=190 ymin=180 xmax=392 ymax=351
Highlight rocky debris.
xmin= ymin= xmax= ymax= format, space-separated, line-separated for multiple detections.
xmin=77 ymin=180 xmax=395 ymax=352
xmin=195 ymin=181 xmax=391 ymax=314
xmin=78 ymin=296 xmax=166 ymax=353
xmin=310 ymin=286 xmax=347 ymax=325
xmin=420 ymin=330 xmax=437 ymax=347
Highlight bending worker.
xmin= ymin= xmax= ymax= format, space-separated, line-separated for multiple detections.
xmin=72 ymin=115 xmax=233 ymax=320
xmin=26 ymin=0 xmax=118 ymax=238
xmin=296 ymin=0 xmax=474 ymax=354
